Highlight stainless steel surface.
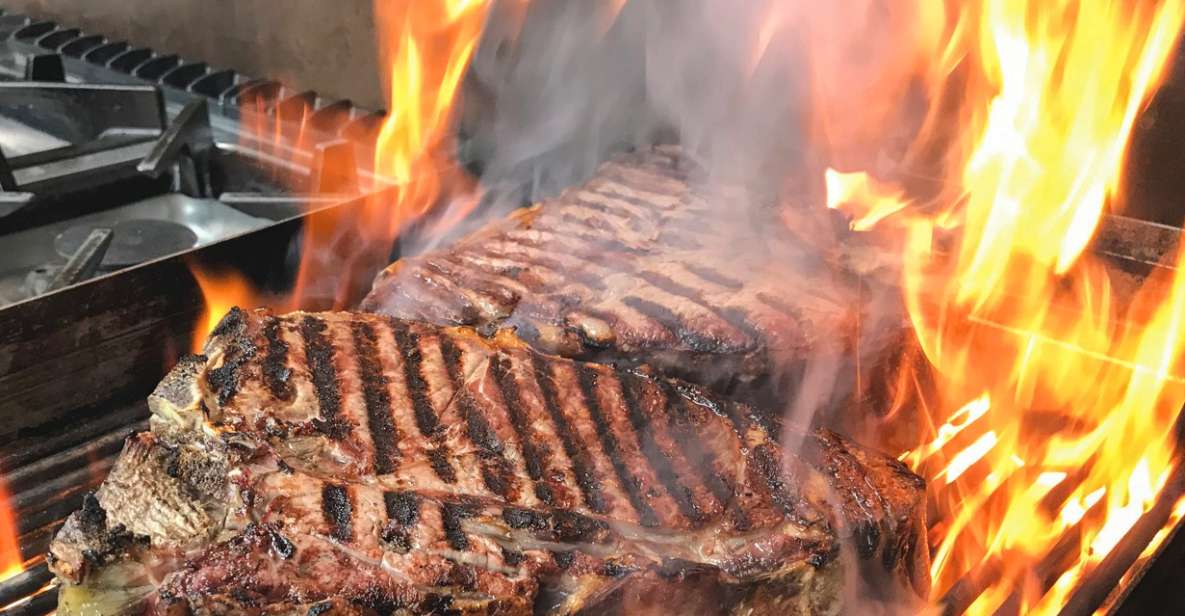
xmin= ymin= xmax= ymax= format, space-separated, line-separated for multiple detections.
xmin=55 ymin=219 xmax=195 ymax=266
xmin=138 ymin=99 xmax=215 ymax=197
xmin=0 ymin=193 xmax=270 ymax=305
xmin=0 ymin=82 xmax=165 ymax=143
xmin=2 ymin=0 xmax=384 ymax=108
xmin=0 ymin=115 xmax=68 ymax=156
xmin=47 ymin=226 xmax=110 ymax=290
xmin=10 ymin=139 xmax=151 ymax=185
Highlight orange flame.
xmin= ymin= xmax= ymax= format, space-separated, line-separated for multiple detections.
xmin=189 ymin=267 xmax=263 ymax=353
xmin=822 ymin=0 xmax=1185 ymax=611
xmin=189 ymin=0 xmax=492 ymax=342
xmin=0 ymin=476 xmax=21 ymax=582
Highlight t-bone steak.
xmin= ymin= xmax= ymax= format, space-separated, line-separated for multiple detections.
xmin=360 ymin=146 xmax=903 ymax=415
xmin=49 ymin=308 xmax=927 ymax=614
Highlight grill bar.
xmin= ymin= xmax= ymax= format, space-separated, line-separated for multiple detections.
xmin=0 ymin=400 xmax=146 ymax=472
xmin=7 ymin=422 xmax=131 ymax=497
xmin=2 ymin=586 xmax=57 ymax=616
xmin=1058 ymin=462 xmax=1185 ymax=616
xmin=0 ymin=402 xmax=145 ymax=616
xmin=0 ymin=561 xmax=51 ymax=610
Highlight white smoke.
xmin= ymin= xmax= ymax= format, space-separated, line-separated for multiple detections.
xmin=449 ymin=0 xmax=918 ymax=427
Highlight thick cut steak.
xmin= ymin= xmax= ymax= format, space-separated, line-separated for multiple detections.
xmin=361 ymin=146 xmax=901 ymax=413
xmin=50 ymin=309 xmax=927 ymax=615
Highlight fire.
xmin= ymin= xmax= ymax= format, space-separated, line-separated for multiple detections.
xmin=190 ymin=0 xmax=491 ymax=340
xmin=189 ymin=266 xmax=262 ymax=353
xmin=0 ymin=476 xmax=21 ymax=582
xmin=178 ymin=0 xmax=1185 ymax=609
xmin=821 ymin=0 xmax=1185 ymax=611
xmin=824 ymin=169 xmax=909 ymax=232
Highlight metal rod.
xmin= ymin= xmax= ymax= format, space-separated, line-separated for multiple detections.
xmin=138 ymin=98 xmax=214 ymax=197
xmin=941 ymin=558 xmax=1002 ymax=616
xmin=17 ymin=522 xmax=62 ymax=564
xmin=0 ymin=405 xmax=144 ymax=472
xmin=3 ymin=585 xmax=58 ymax=616
xmin=47 ymin=228 xmax=113 ymax=291
xmin=992 ymin=521 xmax=1089 ymax=615
xmin=5 ymin=421 xmax=131 ymax=494
xmin=0 ymin=561 xmax=51 ymax=609
xmin=938 ymin=463 xmax=1100 ymax=615
xmin=1056 ymin=463 xmax=1185 ymax=616
xmin=15 ymin=458 xmax=116 ymax=536
xmin=312 ymin=140 xmax=359 ymax=194
xmin=967 ymin=315 xmax=1185 ymax=385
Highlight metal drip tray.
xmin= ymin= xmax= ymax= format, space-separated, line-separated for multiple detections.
xmin=0 ymin=193 xmax=271 ymax=306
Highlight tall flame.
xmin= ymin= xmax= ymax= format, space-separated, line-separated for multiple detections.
xmin=189 ymin=0 xmax=491 ymax=343
xmin=825 ymin=0 xmax=1185 ymax=611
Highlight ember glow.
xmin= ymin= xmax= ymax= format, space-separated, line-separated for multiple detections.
xmin=825 ymin=0 xmax=1185 ymax=612
xmin=189 ymin=0 xmax=490 ymax=337
xmin=0 ymin=476 xmax=21 ymax=582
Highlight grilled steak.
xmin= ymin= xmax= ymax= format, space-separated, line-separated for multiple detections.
xmin=360 ymin=146 xmax=901 ymax=414
xmin=50 ymin=309 xmax=927 ymax=615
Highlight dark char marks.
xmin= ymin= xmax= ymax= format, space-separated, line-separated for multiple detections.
xmin=321 ymin=484 xmax=353 ymax=543
xmin=530 ymin=355 xmax=607 ymax=513
xmin=204 ymin=307 xmax=255 ymax=406
xmin=384 ymin=491 xmax=420 ymax=527
xmin=619 ymin=374 xmax=705 ymax=526
xmin=488 ymin=356 xmax=553 ymax=505
xmin=500 ymin=507 xmax=610 ymax=544
xmin=351 ymin=321 xmax=400 ymax=475
xmin=389 ymin=321 xmax=457 ymax=484
xmin=299 ymin=316 xmax=348 ymax=439
xmin=662 ymin=382 xmax=751 ymax=531
xmin=552 ymin=550 xmax=575 ymax=570
xmin=441 ymin=503 xmax=471 ymax=551
xmin=261 ymin=317 xmax=294 ymax=401
xmin=438 ymin=335 xmax=517 ymax=500
xmin=638 ymin=270 xmax=761 ymax=345
xmin=428 ymin=448 xmax=457 ymax=484
xmin=751 ymin=443 xmax=805 ymax=520
xmin=620 ymin=296 xmax=724 ymax=353
xmin=389 ymin=322 xmax=442 ymax=437
xmin=802 ymin=431 xmax=889 ymax=561
xmin=209 ymin=306 xmax=246 ymax=339
xmin=481 ymin=239 xmax=611 ymax=292
xmin=683 ymin=263 xmax=744 ymax=290
xmin=501 ymin=547 xmax=525 ymax=566
xmin=574 ymin=365 xmax=660 ymax=528
xmin=719 ymin=399 xmax=812 ymax=524
xmin=570 ymin=195 xmax=633 ymax=220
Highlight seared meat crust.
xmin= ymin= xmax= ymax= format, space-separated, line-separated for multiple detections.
xmin=50 ymin=309 xmax=927 ymax=615
xmin=361 ymin=146 xmax=897 ymax=412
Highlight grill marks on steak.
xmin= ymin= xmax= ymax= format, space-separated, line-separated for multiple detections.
xmin=205 ymin=311 xmax=928 ymax=581
xmin=360 ymin=146 xmax=863 ymax=407
xmin=205 ymin=310 xmax=816 ymax=533
xmin=52 ymin=309 xmax=927 ymax=614
xmin=190 ymin=462 xmax=832 ymax=612
xmin=350 ymin=320 xmax=401 ymax=475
